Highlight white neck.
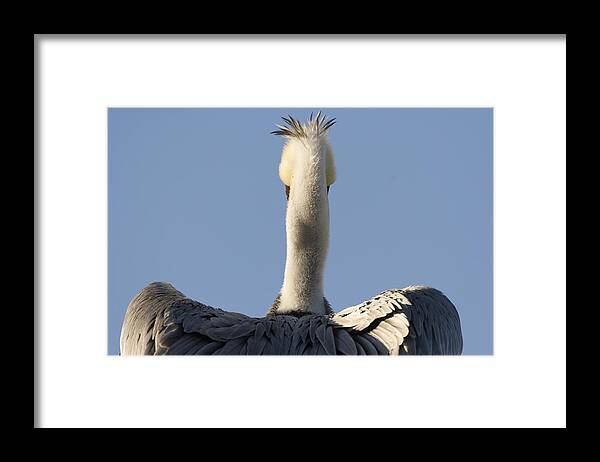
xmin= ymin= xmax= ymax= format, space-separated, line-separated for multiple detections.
xmin=278 ymin=137 xmax=330 ymax=314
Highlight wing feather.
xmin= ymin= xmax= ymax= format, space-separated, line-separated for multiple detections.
xmin=194 ymin=341 xmax=224 ymax=355
xmin=354 ymin=340 xmax=366 ymax=355
xmin=330 ymin=286 xmax=462 ymax=355
xmin=333 ymin=328 xmax=358 ymax=355
xmin=214 ymin=338 xmax=248 ymax=355
xmin=353 ymin=334 xmax=380 ymax=355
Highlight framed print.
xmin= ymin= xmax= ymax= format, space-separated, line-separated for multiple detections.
xmin=35 ymin=34 xmax=566 ymax=428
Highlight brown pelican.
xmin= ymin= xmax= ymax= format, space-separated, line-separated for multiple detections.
xmin=120 ymin=113 xmax=463 ymax=355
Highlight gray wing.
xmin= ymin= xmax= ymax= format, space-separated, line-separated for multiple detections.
xmin=330 ymin=285 xmax=463 ymax=355
xmin=120 ymin=282 xmax=188 ymax=355
xmin=120 ymin=282 xmax=323 ymax=355
xmin=120 ymin=282 xmax=265 ymax=355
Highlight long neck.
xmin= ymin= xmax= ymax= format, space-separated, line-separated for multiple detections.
xmin=279 ymin=138 xmax=330 ymax=314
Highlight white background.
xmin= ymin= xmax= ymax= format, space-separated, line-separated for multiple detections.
xmin=36 ymin=35 xmax=566 ymax=428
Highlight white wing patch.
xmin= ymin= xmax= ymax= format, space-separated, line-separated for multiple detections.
xmin=330 ymin=290 xmax=413 ymax=355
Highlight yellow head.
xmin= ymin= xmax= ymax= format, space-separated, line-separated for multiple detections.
xmin=272 ymin=113 xmax=337 ymax=195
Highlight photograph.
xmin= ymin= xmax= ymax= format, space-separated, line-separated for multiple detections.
xmin=109 ymin=108 xmax=493 ymax=355
xmin=36 ymin=35 xmax=565 ymax=428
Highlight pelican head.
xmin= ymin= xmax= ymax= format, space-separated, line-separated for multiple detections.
xmin=272 ymin=112 xmax=336 ymax=199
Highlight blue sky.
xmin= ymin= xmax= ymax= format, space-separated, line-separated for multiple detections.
xmin=108 ymin=108 xmax=493 ymax=355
